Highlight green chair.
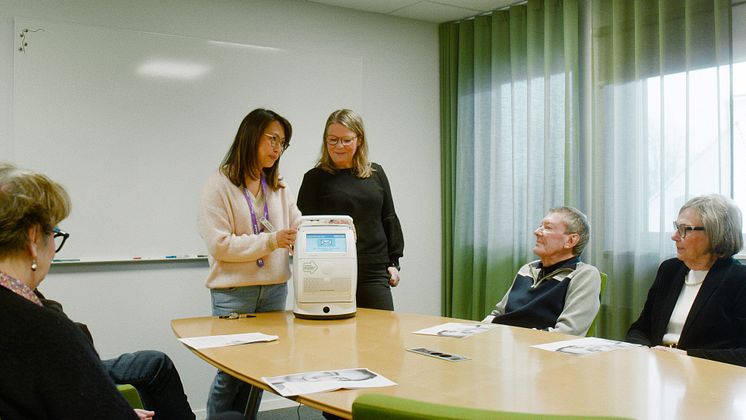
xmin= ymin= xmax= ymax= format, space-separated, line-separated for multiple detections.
xmin=586 ymin=272 xmax=608 ymax=337
xmin=116 ymin=384 xmax=144 ymax=409
xmin=351 ymin=393 xmax=630 ymax=420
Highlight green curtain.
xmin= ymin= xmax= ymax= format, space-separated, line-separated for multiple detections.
xmin=440 ymin=0 xmax=581 ymax=319
xmin=440 ymin=0 xmax=733 ymax=339
xmin=588 ymin=0 xmax=732 ymax=338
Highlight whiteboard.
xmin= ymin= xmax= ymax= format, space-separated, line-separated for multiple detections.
xmin=12 ymin=18 xmax=362 ymax=261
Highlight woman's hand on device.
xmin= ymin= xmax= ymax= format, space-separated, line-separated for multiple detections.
xmin=331 ymin=218 xmax=357 ymax=242
xmin=276 ymin=228 xmax=297 ymax=251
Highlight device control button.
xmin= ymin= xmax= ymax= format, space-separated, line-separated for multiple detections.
xmin=323 ymin=306 xmax=330 ymax=313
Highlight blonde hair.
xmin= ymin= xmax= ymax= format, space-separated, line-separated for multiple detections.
xmin=0 ymin=163 xmax=71 ymax=256
xmin=316 ymin=109 xmax=373 ymax=178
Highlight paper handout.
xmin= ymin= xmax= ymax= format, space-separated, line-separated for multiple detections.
xmin=263 ymin=368 xmax=396 ymax=397
xmin=413 ymin=322 xmax=498 ymax=338
xmin=178 ymin=332 xmax=278 ymax=349
xmin=532 ymin=337 xmax=642 ymax=355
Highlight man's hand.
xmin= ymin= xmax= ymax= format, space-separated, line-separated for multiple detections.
xmin=134 ymin=409 xmax=155 ymax=419
xmin=652 ymin=345 xmax=686 ymax=355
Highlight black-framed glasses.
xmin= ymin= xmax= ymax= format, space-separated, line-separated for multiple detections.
xmin=52 ymin=227 xmax=69 ymax=253
xmin=264 ymin=134 xmax=288 ymax=151
xmin=325 ymin=136 xmax=357 ymax=147
xmin=673 ymin=222 xmax=705 ymax=239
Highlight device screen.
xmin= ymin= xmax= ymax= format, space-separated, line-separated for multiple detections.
xmin=306 ymin=233 xmax=347 ymax=253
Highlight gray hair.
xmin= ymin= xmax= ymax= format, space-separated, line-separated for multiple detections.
xmin=680 ymin=194 xmax=743 ymax=258
xmin=549 ymin=206 xmax=590 ymax=256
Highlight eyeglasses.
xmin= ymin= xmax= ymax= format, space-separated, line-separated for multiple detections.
xmin=52 ymin=227 xmax=69 ymax=253
xmin=326 ymin=136 xmax=357 ymax=147
xmin=673 ymin=222 xmax=705 ymax=239
xmin=264 ymin=134 xmax=288 ymax=151
xmin=535 ymin=224 xmax=570 ymax=235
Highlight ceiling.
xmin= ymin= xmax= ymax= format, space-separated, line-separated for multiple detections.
xmin=305 ymin=0 xmax=516 ymax=23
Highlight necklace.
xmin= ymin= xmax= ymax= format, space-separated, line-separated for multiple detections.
xmin=684 ymin=270 xmax=707 ymax=286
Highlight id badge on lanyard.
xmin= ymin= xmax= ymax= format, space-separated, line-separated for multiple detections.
xmin=243 ymin=175 xmax=269 ymax=268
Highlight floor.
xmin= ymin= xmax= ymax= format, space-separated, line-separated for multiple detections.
xmin=257 ymin=405 xmax=326 ymax=420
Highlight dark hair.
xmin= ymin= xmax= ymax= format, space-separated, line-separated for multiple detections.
xmin=0 ymin=162 xmax=71 ymax=257
xmin=220 ymin=108 xmax=292 ymax=190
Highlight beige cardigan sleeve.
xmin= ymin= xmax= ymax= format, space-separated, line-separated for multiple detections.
xmin=197 ymin=171 xmax=302 ymax=289
xmin=198 ymin=172 xmax=275 ymax=262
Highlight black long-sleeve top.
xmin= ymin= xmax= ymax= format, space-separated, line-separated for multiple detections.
xmin=297 ymin=163 xmax=404 ymax=268
xmin=0 ymin=287 xmax=137 ymax=419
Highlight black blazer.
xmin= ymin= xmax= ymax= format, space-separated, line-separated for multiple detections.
xmin=626 ymin=257 xmax=746 ymax=367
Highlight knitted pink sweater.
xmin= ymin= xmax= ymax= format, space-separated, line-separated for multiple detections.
xmin=198 ymin=171 xmax=302 ymax=289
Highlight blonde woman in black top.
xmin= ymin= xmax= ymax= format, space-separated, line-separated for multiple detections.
xmin=297 ymin=109 xmax=404 ymax=310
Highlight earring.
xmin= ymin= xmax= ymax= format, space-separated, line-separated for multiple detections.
xmin=31 ymin=260 xmax=38 ymax=271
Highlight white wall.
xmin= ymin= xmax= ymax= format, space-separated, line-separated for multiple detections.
xmin=0 ymin=0 xmax=441 ymax=416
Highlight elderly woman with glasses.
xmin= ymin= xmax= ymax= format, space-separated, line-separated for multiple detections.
xmin=626 ymin=194 xmax=746 ymax=367
xmin=297 ymin=109 xmax=404 ymax=311
xmin=0 ymin=162 xmax=150 ymax=419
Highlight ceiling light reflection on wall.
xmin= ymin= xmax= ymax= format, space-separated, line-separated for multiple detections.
xmin=137 ymin=59 xmax=212 ymax=80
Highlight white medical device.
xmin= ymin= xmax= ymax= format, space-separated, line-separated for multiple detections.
xmin=292 ymin=215 xmax=357 ymax=319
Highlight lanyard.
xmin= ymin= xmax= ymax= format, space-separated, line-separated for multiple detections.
xmin=243 ymin=175 xmax=269 ymax=267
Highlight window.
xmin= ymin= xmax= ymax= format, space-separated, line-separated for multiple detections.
xmin=733 ymin=62 xmax=746 ymax=234
xmin=645 ymin=67 xmax=733 ymax=233
xmin=734 ymin=3 xmax=746 ymax=237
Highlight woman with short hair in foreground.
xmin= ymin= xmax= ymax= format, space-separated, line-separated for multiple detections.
xmin=0 ymin=162 xmax=147 ymax=419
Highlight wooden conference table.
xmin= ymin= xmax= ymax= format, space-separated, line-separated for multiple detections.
xmin=172 ymin=309 xmax=746 ymax=419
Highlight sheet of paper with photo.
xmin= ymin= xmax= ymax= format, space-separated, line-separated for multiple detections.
xmin=178 ymin=332 xmax=278 ymax=349
xmin=532 ymin=337 xmax=642 ymax=355
xmin=263 ymin=368 xmax=396 ymax=397
xmin=413 ymin=322 xmax=498 ymax=338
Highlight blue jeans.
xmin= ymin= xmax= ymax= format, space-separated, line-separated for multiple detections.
xmin=102 ymin=350 xmax=195 ymax=419
xmin=206 ymin=283 xmax=287 ymax=419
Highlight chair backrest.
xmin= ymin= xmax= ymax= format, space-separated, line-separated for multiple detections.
xmin=351 ymin=394 xmax=630 ymax=419
xmin=116 ymin=384 xmax=143 ymax=409
xmin=586 ymin=272 xmax=608 ymax=337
